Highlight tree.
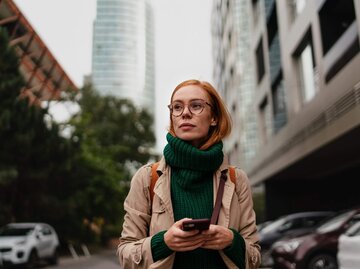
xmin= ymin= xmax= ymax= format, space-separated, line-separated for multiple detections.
xmin=0 ymin=26 xmax=156 ymax=245
xmin=65 ymin=84 xmax=156 ymax=243
xmin=0 ymin=27 xmax=75 ymax=226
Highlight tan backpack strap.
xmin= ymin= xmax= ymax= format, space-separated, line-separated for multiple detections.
xmin=229 ymin=166 xmax=236 ymax=184
xmin=150 ymin=162 xmax=160 ymax=203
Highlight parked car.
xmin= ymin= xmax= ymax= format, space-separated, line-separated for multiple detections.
xmin=0 ymin=222 xmax=59 ymax=268
xmin=337 ymin=219 xmax=360 ymax=269
xmin=257 ymin=220 xmax=273 ymax=232
xmin=259 ymin=211 xmax=334 ymax=267
xmin=270 ymin=207 xmax=360 ymax=269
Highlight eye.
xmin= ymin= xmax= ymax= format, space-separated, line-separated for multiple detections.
xmin=172 ymin=103 xmax=183 ymax=111
xmin=190 ymin=101 xmax=203 ymax=110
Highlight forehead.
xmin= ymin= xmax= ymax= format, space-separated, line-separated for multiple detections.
xmin=172 ymin=85 xmax=209 ymax=102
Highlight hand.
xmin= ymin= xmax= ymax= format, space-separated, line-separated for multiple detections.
xmin=200 ymin=224 xmax=234 ymax=250
xmin=164 ymin=218 xmax=208 ymax=252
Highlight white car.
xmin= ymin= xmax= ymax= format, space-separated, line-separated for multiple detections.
xmin=0 ymin=222 xmax=59 ymax=268
xmin=337 ymin=219 xmax=360 ymax=269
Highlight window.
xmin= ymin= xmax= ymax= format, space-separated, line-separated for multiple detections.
xmin=294 ymin=0 xmax=306 ymax=15
xmin=259 ymin=97 xmax=272 ymax=143
xmin=299 ymin=44 xmax=316 ymax=102
xmin=256 ymin=38 xmax=265 ymax=83
xmin=319 ymin=0 xmax=356 ymax=55
xmin=293 ymin=30 xmax=317 ymax=104
xmin=272 ymin=75 xmax=287 ymax=133
xmin=267 ymin=4 xmax=282 ymax=85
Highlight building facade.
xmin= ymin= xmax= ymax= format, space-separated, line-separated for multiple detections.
xmin=212 ymin=0 xmax=360 ymax=218
xmin=211 ymin=0 xmax=259 ymax=171
xmin=91 ymin=0 xmax=155 ymax=115
xmin=0 ymin=0 xmax=77 ymax=104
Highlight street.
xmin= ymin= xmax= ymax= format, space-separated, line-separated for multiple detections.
xmin=43 ymin=249 xmax=120 ymax=269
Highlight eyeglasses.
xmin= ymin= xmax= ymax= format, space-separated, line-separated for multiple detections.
xmin=168 ymin=99 xmax=212 ymax=117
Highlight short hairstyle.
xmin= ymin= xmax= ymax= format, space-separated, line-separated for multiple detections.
xmin=168 ymin=79 xmax=232 ymax=150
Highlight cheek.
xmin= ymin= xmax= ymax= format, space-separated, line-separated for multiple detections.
xmin=172 ymin=116 xmax=180 ymax=128
xmin=199 ymin=116 xmax=213 ymax=131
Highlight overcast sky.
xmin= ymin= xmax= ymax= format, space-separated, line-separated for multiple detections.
xmin=13 ymin=0 xmax=214 ymax=152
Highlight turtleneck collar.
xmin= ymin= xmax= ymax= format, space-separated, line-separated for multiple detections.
xmin=163 ymin=133 xmax=224 ymax=171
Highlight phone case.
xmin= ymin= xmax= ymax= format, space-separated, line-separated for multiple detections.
xmin=182 ymin=218 xmax=210 ymax=231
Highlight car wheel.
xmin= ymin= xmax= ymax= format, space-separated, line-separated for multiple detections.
xmin=307 ymin=253 xmax=337 ymax=269
xmin=26 ymin=250 xmax=38 ymax=269
xmin=47 ymin=248 xmax=59 ymax=265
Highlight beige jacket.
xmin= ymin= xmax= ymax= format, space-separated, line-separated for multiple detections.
xmin=118 ymin=157 xmax=261 ymax=269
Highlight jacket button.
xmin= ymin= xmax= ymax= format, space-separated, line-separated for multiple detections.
xmin=134 ymin=254 xmax=140 ymax=262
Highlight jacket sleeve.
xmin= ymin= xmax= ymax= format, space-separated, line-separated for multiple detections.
xmin=117 ymin=165 xmax=155 ymax=269
xmin=236 ymin=169 xmax=261 ymax=269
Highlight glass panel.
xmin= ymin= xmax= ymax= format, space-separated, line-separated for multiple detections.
xmin=299 ymin=44 xmax=316 ymax=103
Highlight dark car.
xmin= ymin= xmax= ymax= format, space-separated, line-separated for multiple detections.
xmin=259 ymin=211 xmax=334 ymax=267
xmin=270 ymin=207 xmax=360 ymax=269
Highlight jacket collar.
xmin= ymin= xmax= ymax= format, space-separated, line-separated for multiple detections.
xmin=156 ymin=155 xmax=230 ymax=175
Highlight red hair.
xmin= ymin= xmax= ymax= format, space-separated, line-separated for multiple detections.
xmin=168 ymin=79 xmax=232 ymax=150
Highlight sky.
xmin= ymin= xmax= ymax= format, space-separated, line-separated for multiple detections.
xmin=13 ymin=0 xmax=214 ymax=152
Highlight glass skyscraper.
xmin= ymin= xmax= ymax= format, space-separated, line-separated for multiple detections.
xmin=91 ymin=0 xmax=155 ymax=115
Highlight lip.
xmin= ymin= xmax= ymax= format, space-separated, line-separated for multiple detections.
xmin=179 ymin=123 xmax=195 ymax=128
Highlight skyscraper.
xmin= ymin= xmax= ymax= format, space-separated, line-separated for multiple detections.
xmin=91 ymin=0 xmax=155 ymax=115
xmin=211 ymin=0 xmax=258 ymax=171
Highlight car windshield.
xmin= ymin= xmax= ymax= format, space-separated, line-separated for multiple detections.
xmin=0 ymin=227 xmax=34 ymax=236
xmin=345 ymin=221 xmax=360 ymax=236
xmin=316 ymin=210 xmax=354 ymax=233
xmin=260 ymin=218 xmax=285 ymax=233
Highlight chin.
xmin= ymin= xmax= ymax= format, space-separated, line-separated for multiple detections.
xmin=177 ymin=134 xmax=204 ymax=147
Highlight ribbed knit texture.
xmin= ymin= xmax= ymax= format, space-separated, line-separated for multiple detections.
xmin=224 ymin=228 xmax=246 ymax=269
xmin=151 ymin=134 xmax=246 ymax=268
xmin=151 ymin=230 xmax=173 ymax=260
xmin=152 ymin=133 xmax=227 ymax=269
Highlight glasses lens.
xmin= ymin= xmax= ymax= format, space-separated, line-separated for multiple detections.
xmin=171 ymin=102 xmax=183 ymax=116
xmin=169 ymin=100 xmax=207 ymax=116
xmin=189 ymin=100 xmax=205 ymax=115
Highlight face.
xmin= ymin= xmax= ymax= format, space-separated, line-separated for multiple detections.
xmin=170 ymin=85 xmax=217 ymax=147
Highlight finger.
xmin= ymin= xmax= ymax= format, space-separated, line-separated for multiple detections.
xmin=176 ymin=240 xmax=205 ymax=252
xmin=172 ymin=238 xmax=207 ymax=252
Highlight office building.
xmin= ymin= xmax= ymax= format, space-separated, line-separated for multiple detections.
xmin=211 ymin=0 xmax=259 ymax=171
xmin=212 ymin=0 xmax=360 ymax=218
xmin=91 ymin=0 xmax=155 ymax=115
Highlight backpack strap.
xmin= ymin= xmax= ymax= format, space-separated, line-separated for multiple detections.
xmin=228 ymin=166 xmax=236 ymax=184
xmin=150 ymin=163 xmax=237 ymax=203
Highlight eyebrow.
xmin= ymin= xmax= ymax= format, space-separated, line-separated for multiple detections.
xmin=171 ymin=98 xmax=207 ymax=103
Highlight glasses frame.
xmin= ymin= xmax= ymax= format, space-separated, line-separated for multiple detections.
xmin=168 ymin=99 xmax=212 ymax=117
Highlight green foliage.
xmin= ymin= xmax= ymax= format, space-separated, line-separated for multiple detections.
xmin=0 ymin=26 xmax=156 ymax=246
xmin=0 ymin=27 xmax=75 ymax=226
xmin=65 ymin=84 xmax=155 ymax=243
xmin=73 ymin=85 xmax=155 ymax=168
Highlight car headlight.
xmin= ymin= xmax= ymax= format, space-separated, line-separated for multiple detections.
xmin=273 ymin=238 xmax=303 ymax=253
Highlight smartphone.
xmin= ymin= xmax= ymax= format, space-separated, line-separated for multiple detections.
xmin=182 ymin=218 xmax=210 ymax=231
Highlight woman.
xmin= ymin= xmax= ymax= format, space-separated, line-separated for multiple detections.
xmin=118 ymin=79 xmax=261 ymax=269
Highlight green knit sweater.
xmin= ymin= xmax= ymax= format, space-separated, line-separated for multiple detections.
xmin=151 ymin=133 xmax=246 ymax=269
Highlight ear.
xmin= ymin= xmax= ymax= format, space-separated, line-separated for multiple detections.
xmin=210 ymin=117 xmax=217 ymax=126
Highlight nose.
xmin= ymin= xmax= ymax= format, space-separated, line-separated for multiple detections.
xmin=182 ymin=105 xmax=192 ymax=117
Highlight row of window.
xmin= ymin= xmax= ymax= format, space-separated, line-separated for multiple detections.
xmin=255 ymin=0 xmax=358 ymax=142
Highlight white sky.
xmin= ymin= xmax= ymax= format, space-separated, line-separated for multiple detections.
xmin=13 ymin=0 xmax=214 ymax=153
